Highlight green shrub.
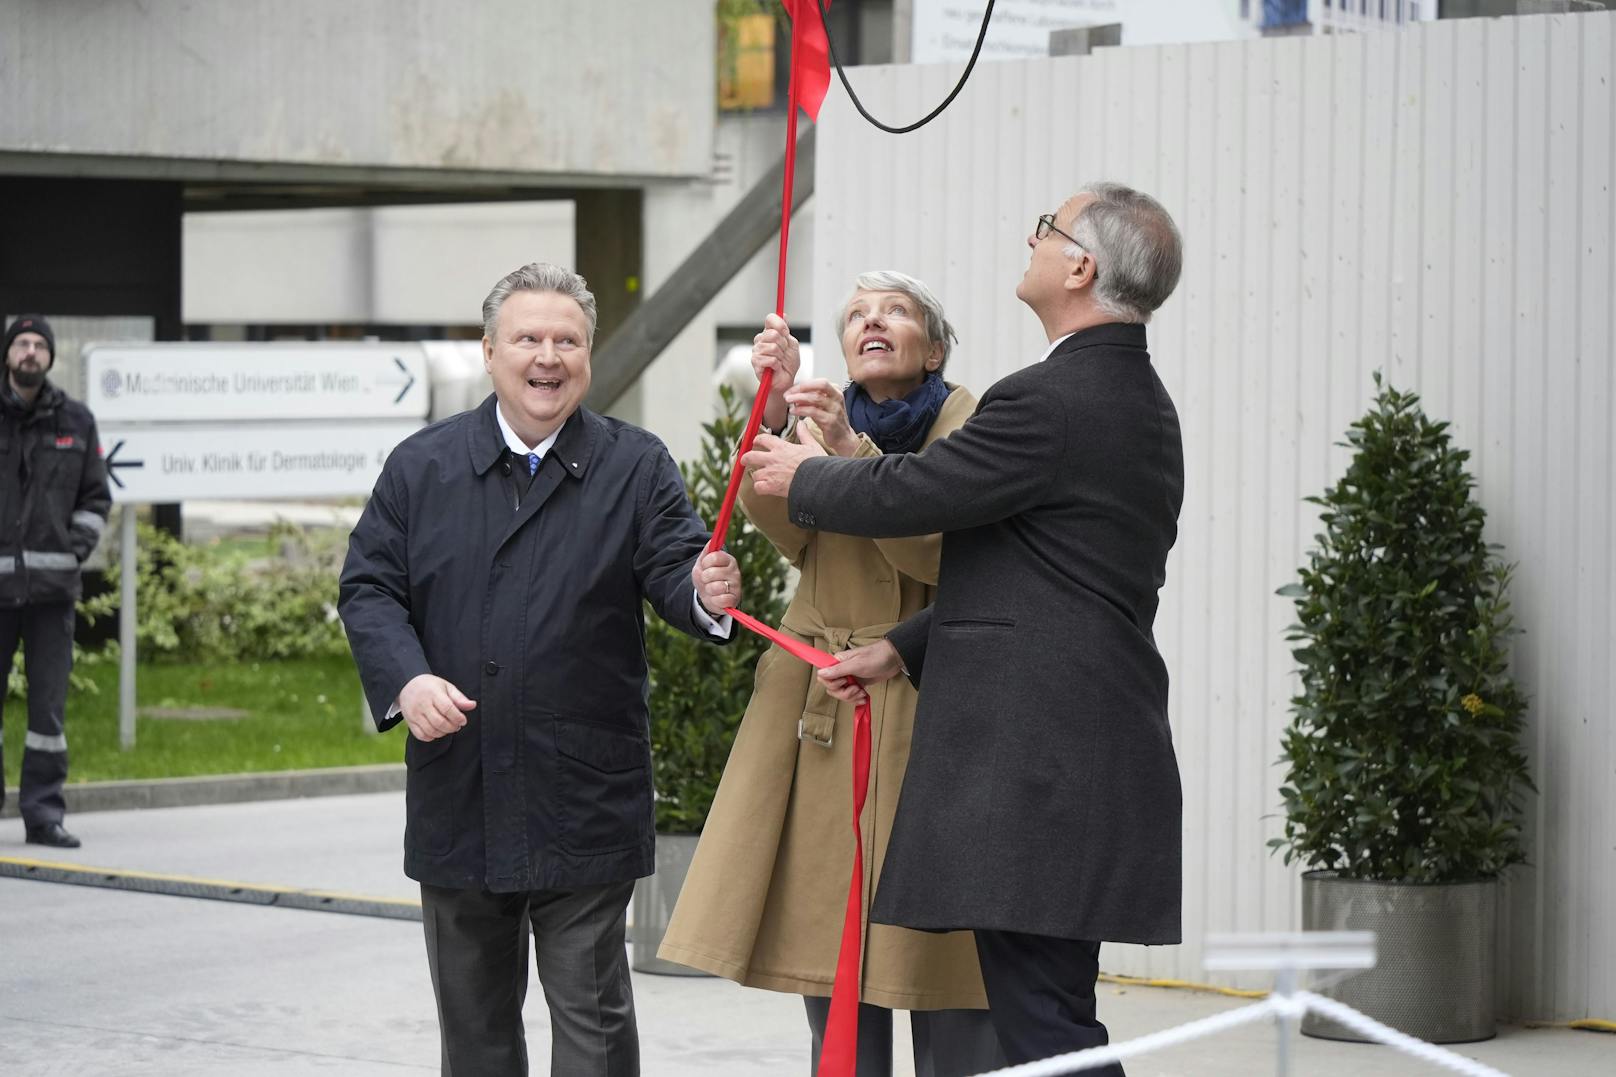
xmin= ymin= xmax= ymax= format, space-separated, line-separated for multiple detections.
xmin=89 ymin=519 xmax=349 ymax=665
xmin=9 ymin=520 xmax=347 ymax=700
xmin=1273 ymin=375 xmax=1532 ymax=883
xmin=647 ymin=386 xmax=791 ymax=833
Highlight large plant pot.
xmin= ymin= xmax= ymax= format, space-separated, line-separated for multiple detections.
xmin=629 ymin=833 xmax=710 ymax=976
xmin=1300 ymin=871 xmax=1497 ymax=1043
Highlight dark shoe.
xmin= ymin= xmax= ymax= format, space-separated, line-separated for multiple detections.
xmin=25 ymin=822 xmax=81 ymax=848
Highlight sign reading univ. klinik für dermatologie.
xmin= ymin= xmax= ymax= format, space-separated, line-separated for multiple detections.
xmin=84 ymin=343 xmax=431 ymax=503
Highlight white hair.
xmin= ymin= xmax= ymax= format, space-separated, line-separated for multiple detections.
xmin=481 ymin=262 xmax=599 ymax=342
xmin=1065 ymin=182 xmax=1183 ymax=324
xmin=838 ymin=269 xmax=958 ymax=374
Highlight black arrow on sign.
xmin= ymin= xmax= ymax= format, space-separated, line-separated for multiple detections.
xmin=391 ymin=356 xmax=416 ymax=404
xmin=104 ymin=440 xmax=145 ymax=490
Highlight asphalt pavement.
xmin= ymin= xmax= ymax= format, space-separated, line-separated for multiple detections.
xmin=1 ymin=794 xmax=1607 ymax=1076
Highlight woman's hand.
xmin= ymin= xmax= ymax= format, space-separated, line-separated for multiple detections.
xmin=784 ymin=378 xmax=859 ymax=457
xmin=751 ymin=313 xmax=800 ymax=433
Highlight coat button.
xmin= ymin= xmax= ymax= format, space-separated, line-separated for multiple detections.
xmin=484 ymin=660 xmax=500 ymax=676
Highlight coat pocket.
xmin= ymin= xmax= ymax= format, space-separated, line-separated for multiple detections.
xmin=553 ymin=717 xmax=653 ymax=855
xmin=404 ymin=733 xmax=457 ymax=857
xmin=940 ymin=617 xmax=1017 ymax=631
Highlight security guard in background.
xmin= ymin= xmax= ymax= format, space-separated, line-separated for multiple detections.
xmin=1 ymin=315 xmax=111 ymax=848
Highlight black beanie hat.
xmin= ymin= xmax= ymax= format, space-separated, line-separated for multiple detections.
xmin=4 ymin=315 xmax=56 ymax=368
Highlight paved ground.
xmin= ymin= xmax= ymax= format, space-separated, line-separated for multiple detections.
xmin=1 ymin=794 xmax=1607 ymax=1076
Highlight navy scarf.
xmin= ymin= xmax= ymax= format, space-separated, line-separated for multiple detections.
xmin=843 ymin=373 xmax=951 ymax=455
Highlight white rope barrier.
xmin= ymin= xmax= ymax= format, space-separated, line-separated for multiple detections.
xmin=965 ymin=998 xmax=1284 ymax=1077
xmin=1294 ymin=992 xmax=1510 ymax=1077
xmin=966 ymin=991 xmax=1512 ymax=1077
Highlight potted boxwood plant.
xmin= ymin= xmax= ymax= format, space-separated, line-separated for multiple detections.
xmin=1273 ymin=375 xmax=1532 ymax=1043
xmin=631 ymin=386 xmax=791 ymax=973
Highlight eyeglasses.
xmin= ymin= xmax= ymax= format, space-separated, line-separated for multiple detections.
xmin=1035 ymin=214 xmax=1098 ymax=278
xmin=1035 ymin=213 xmax=1081 ymax=247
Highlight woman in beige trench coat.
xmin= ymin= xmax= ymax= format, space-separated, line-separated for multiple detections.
xmin=659 ymin=271 xmax=1005 ymax=1076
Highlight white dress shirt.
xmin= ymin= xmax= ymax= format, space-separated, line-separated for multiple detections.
xmin=1038 ymin=332 xmax=1076 ymax=364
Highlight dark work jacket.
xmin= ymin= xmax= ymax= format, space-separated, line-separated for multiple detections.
xmin=0 ymin=381 xmax=112 ymax=607
xmin=339 ymin=395 xmax=728 ymax=892
xmin=788 ymin=323 xmax=1185 ymax=945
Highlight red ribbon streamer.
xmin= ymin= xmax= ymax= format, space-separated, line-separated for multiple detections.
xmin=726 ymin=607 xmax=870 ymax=1077
xmin=706 ymin=0 xmax=830 ymax=556
xmin=701 ymin=6 xmax=863 ymax=1073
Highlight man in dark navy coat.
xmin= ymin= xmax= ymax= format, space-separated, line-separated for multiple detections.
xmin=340 ymin=263 xmax=741 ymax=1077
xmin=744 ymin=184 xmax=1186 ymax=1073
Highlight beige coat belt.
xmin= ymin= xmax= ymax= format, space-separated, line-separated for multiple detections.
xmin=779 ymin=608 xmax=900 ymax=747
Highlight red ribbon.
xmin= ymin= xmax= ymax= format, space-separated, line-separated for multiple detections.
xmin=702 ymin=6 xmax=863 ymax=1073
xmin=726 ymin=608 xmax=870 ymax=1077
xmin=706 ymin=0 xmax=831 ymax=556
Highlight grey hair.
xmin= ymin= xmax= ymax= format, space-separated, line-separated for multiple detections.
xmin=838 ymin=270 xmax=958 ymax=375
xmin=481 ymin=262 xmax=599 ymax=343
xmin=1065 ymin=182 xmax=1183 ymax=324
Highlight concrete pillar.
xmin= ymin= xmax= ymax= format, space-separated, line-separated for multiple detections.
xmin=891 ymin=0 xmax=913 ymax=63
xmin=573 ymin=188 xmax=644 ymax=349
xmin=1049 ymin=24 xmax=1123 ymax=57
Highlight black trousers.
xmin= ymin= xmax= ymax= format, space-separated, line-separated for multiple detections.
xmin=803 ymin=995 xmax=1006 ymax=1077
xmin=973 ymin=931 xmax=1123 ymax=1076
xmin=420 ymin=880 xmax=638 ymax=1077
xmin=0 ymin=602 xmax=75 ymax=827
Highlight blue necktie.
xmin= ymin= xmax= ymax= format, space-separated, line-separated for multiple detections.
xmin=527 ymin=453 xmax=540 ymax=476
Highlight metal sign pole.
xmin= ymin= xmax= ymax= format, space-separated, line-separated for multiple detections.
xmin=118 ymin=506 xmax=138 ymax=749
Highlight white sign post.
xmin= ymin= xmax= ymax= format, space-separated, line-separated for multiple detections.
xmin=83 ymin=343 xmax=431 ymax=749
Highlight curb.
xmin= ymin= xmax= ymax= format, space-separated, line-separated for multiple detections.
xmin=0 ymin=855 xmax=422 ymax=921
xmin=1 ymin=763 xmax=405 ymax=818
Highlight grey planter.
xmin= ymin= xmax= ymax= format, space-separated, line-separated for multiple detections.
xmin=629 ymin=833 xmax=710 ymax=976
xmin=1301 ymin=870 xmax=1497 ymax=1044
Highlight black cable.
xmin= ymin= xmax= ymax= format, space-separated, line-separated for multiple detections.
xmin=814 ymin=0 xmax=995 ymax=135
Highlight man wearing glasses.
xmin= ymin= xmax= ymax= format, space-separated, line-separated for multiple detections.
xmin=744 ymin=184 xmax=1185 ymax=1074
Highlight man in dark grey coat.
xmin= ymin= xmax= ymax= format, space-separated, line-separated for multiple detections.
xmin=339 ymin=263 xmax=741 ymax=1077
xmin=743 ymin=184 xmax=1185 ymax=1072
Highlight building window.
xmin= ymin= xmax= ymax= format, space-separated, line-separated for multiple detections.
xmin=719 ymin=2 xmax=779 ymax=111
xmin=717 ymin=0 xmax=884 ymax=114
xmin=1262 ymin=0 xmax=1310 ymax=28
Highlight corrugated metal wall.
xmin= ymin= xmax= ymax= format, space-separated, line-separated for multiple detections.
xmin=813 ymin=12 xmax=1614 ymax=1020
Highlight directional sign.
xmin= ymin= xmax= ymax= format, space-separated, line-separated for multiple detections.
xmin=98 ymin=421 xmax=423 ymax=503
xmin=85 ymin=343 xmax=430 ymax=423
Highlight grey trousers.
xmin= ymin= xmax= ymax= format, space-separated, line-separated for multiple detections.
xmin=804 ymin=995 xmax=1007 ymax=1077
xmin=0 ymin=603 xmax=75 ymax=826
xmin=420 ymin=880 xmax=638 ymax=1077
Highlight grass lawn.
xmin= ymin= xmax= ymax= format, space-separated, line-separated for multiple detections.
xmin=2 ymin=655 xmax=402 ymax=785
